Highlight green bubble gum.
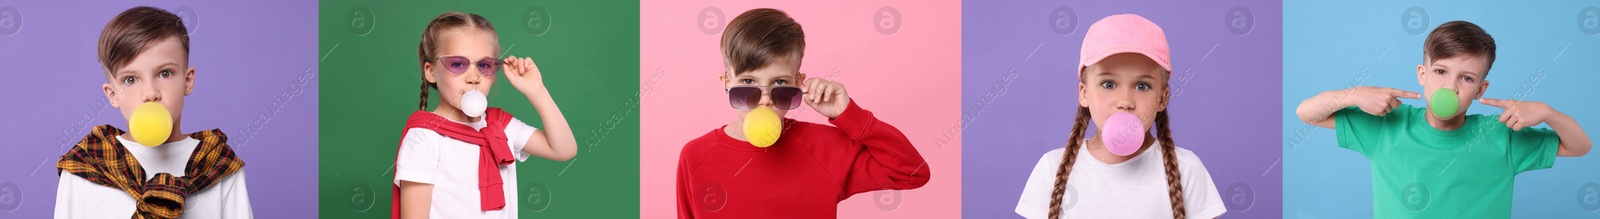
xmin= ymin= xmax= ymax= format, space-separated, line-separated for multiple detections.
xmin=1430 ymin=88 xmax=1459 ymax=118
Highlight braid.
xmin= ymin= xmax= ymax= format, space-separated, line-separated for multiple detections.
xmin=1155 ymin=111 xmax=1187 ymax=219
xmin=1048 ymin=107 xmax=1091 ymax=219
xmin=419 ymin=77 xmax=430 ymax=110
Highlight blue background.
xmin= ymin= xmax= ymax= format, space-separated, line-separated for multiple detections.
xmin=1284 ymin=0 xmax=1600 ymax=218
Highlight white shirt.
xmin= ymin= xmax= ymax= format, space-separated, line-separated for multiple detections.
xmin=1015 ymin=141 xmax=1225 ymax=219
xmin=395 ymin=116 xmax=537 ymax=219
xmin=55 ymin=136 xmax=254 ymax=219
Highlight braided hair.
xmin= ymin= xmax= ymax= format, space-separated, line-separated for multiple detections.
xmin=1048 ymin=69 xmax=1185 ymax=219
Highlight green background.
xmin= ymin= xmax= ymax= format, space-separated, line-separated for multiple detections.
xmin=317 ymin=0 xmax=639 ymax=218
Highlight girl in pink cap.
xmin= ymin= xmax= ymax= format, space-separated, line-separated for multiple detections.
xmin=1013 ymin=14 xmax=1225 ymax=219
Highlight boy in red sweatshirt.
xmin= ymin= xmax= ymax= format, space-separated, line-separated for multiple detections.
xmin=674 ymin=8 xmax=931 ymax=218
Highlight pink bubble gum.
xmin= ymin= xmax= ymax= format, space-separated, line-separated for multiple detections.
xmin=1102 ymin=112 xmax=1145 ymax=156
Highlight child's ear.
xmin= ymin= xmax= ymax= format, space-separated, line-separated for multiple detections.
xmin=103 ymin=82 xmax=119 ymax=108
xmin=1158 ymin=88 xmax=1170 ymax=112
xmin=1416 ymin=64 xmax=1427 ymax=86
xmin=1476 ymin=80 xmax=1490 ymax=100
xmin=1078 ymin=66 xmax=1090 ymax=108
xmin=717 ymin=72 xmax=728 ymax=90
xmin=1158 ymin=70 xmax=1171 ymax=112
xmin=796 ymin=73 xmax=808 ymax=86
xmin=422 ymin=62 xmax=437 ymax=84
xmin=184 ymin=67 xmax=196 ymax=96
xmin=1077 ymin=82 xmax=1089 ymax=108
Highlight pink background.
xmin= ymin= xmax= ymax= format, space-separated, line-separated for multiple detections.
xmin=639 ymin=0 xmax=962 ymax=218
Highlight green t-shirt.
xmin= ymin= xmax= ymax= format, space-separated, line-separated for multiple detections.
xmin=1335 ymin=104 xmax=1559 ymax=218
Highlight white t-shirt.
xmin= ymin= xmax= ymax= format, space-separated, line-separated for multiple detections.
xmin=395 ymin=116 xmax=537 ymax=219
xmin=1015 ymin=141 xmax=1225 ymax=219
xmin=55 ymin=136 xmax=253 ymax=219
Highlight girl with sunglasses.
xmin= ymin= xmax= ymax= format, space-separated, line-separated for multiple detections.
xmin=674 ymin=8 xmax=930 ymax=218
xmin=391 ymin=12 xmax=578 ymax=219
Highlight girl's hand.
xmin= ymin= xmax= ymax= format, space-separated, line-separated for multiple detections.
xmin=803 ymin=78 xmax=849 ymax=119
xmin=1346 ymin=86 xmax=1420 ymax=116
xmin=1481 ymin=98 xmax=1556 ymax=131
xmin=504 ymin=56 xmax=544 ymax=92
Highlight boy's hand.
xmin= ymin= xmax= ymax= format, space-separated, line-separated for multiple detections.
xmin=504 ymin=56 xmax=545 ymax=92
xmin=1347 ymin=86 xmax=1421 ymax=116
xmin=1481 ymin=98 xmax=1556 ymax=131
xmin=803 ymin=78 xmax=849 ymax=119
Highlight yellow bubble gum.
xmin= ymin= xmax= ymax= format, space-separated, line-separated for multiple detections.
xmin=742 ymin=107 xmax=782 ymax=148
xmin=129 ymin=102 xmax=173 ymax=147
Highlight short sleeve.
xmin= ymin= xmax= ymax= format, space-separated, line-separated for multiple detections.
xmin=54 ymin=173 xmax=80 ymax=218
xmin=1507 ymin=126 xmax=1559 ymax=174
xmin=505 ymin=118 xmax=539 ymax=162
xmin=1179 ymin=150 xmax=1227 ymax=219
xmin=395 ymin=128 xmax=442 ymax=185
xmin=55 ymin=172 xmax=136 ymax=218
xmin=55 ymin=173 xmax=95 ymax=218
xmin=1015 ymin=148 xmax=1064 ymax=219
xmin=218 ymin=170 xmax=255 ymax=218
xmin=1335 ymin=106 xmax=1391 ymax=157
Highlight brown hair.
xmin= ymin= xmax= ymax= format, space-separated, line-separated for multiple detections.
xmin=417 ymin=11 xmax=498 ymax=110
xmin=720 ymin=8 xmax=804 ymax=75
xmin=1048 ymin=72 xmax=1186 ymax=219
xmin=98 ymin=6 xmax=189 ymax=76
xmin=1424 ymin=20 xmax=1496 ymax=72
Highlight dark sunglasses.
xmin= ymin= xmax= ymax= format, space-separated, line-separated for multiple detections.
xmin=431 ymin=55 xmax=503 ymax=76
xmin=727 ymin=85 xmax=803 ymax=110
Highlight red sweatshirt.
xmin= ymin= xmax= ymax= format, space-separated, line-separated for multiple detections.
xmin=676 ymin=99 xmax=932 ymax=219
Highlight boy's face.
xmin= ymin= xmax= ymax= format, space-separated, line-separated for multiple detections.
xmin=719 ymin=56 xmax=805 ymax=118
xmin=1079 ymin=53 xmax=1169 ymax=135
xmin=103 ymin=36 xmax=195 ymax=127
xmin=424 ymin=28 xmax=498 ymax=115
xmin=1416 ymin=55 xmax=1490 ymax=120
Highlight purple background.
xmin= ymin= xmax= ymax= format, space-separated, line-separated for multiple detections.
xmin=0 ymin=1 xmax=317 ymax=218
xmin=960 ymin=0 xmax=1281 ymax=218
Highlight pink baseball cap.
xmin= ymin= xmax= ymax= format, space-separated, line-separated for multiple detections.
xmin=1078 ymin=14 xmax=1170 ymax=78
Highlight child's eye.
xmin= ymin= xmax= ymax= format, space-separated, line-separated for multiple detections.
xmin=1434 ymin=69 xmax=1446 ymax=74
xmin=774 ymin=80 xmax=788 ymax=85
xmin=158 ymin=70 xmax=173 ymax=78
xmin=451 ymin=62 xmax=466 ymax=69
xmin=1135 ymin=82 xmax=1151 ymax=91
xmin=739 ymin=79 xmax=755 ymax=84
xmin=1461 ymin=76 xmax=1475 ymax=83
xmin=477 ymin=63 xmax=492 ymax=70
xmin=122 ymin=76 xmax=137 ymax=85
xmin=1100 ymin=80 xmax=1115 ymax=89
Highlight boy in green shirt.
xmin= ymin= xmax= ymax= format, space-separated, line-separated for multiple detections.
xmin=1295 ymin=20 xmax=1593 ymax=218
